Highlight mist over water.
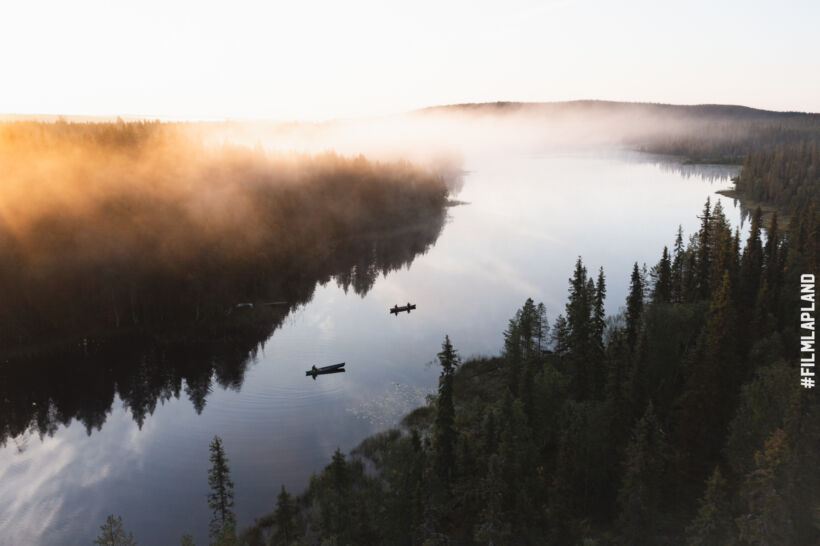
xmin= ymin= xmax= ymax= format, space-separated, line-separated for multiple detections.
xmin=0 ymin=142 xmax=742 ymax=544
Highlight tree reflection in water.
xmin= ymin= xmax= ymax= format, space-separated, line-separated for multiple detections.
xmin=0 ymin=212 xmax=448 ymax=446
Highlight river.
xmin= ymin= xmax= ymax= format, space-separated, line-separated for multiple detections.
xmin=0 ymin=150 xmax=742 ymax=545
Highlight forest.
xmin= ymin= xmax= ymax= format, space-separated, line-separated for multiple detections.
xmin=218 ymin=195 xmax=818 ymax=545
xmin=0 ymin=121 xmax=450 ymax=357
xmin=6 ymin=114 xmax=819 ymax=545
xmin=734 ymin=140 xmax=820 ymax=214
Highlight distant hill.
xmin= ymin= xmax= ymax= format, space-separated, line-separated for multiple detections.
xmin=415 ymin=100 xmax=820 ymax=163
xmin=5 ymin=101 xmax=819 ymax=164
xmin=417 ymin=100 xmax=819 ymax=119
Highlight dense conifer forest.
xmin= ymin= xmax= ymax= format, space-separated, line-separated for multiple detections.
xmin=233 ymin=198 xmax=818 ymax=545
xmin=0 ymin=121 xmax=450 ymax=356
xmin=735 ymin=141 xmax=820 ymax=214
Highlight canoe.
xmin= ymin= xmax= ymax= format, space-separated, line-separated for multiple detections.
xmin=305 ymin=362 xmax=346 ymax=376
xmin=390 ymin=303 xmax=417 ymax=314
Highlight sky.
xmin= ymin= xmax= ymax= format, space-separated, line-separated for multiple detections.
xmin=2 ymin=0 xmax=818 ymax=120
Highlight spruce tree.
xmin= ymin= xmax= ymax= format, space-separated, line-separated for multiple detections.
xmin=272 ymin=485 xmax=297 ymax=545
xmin=313 ymin=449 xmax=353 ymax=542
xmin=566 ymin=257 xmax=592 ymax=358
xmin=685 ymin=467 xmax=732 ymax=546
xmin=207 ymin=435 xmax=236 ymax=538
xmin=590 ymin=267 xmax=607 ymax=398
xmin=651 ymin=246 xmax=672 ymax=303
xmin=737 ymin=429 xmax=795 ymax=545
xmin=617 ymin=402 xmax=667 ymax=545
xmin=671 ymin=225 xmax=685 ymax=302
xmin=518 ymin=297 xmax=538 ymax=359
xmin=551 ymin=314 xmax=570 ymax=356
xmin=625 ymin=262 xmax=644 ymax=349
xmin=708 ymin=203 xmax=735 ymax=295
xmin=535 ymin=302 xmax=549 ymax=356
xmin=434 ymin=335 xmax=459 ymax=486
xmin=473 ymin=454 xmax=511 ymax=544
xmin=696 ymin=198 xmax=713 ymax=299
xmin=566 ymin=258 xmax=594 ymax=397
xmin=738 ymin=207 xmax=763 ymax=312
xmin=676 ymin=271 xmax=737 ymax=477
xmin=682 ymin=245 xmax=699 ymax=303
xmin=503 ymin=318 xmax=523 ymax=394
xmin=592 ymin=267 xmax=607 ymax=350
xmin=763 ymin=211 xmax=782 ymax=313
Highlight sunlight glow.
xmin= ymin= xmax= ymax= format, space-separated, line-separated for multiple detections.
xmin=2 ymin=0 xmax=818 ymax=120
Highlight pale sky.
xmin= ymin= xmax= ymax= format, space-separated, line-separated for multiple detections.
xmin=2 ymin=0 xmax=818 ymax=120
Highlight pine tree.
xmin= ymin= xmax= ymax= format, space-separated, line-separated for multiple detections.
xmin=207 ymin=435 xmax=236 ymax=538
xmin=685 ymin=467 xmax=732 ymax=546
xmin=93 ymin=515 xmax=136 ymax=546
xmin=434 ymin=335 xmax=459 ymax=486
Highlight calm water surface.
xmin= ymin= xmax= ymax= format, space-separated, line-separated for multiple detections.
xmin=0 ymin=151 xmax=742 ymax=545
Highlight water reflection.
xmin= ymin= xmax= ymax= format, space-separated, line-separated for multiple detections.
xmin=0 ymin=213 xmax=446 ymax=447
xmin=0 ymin=152 xmax=748 ymax=545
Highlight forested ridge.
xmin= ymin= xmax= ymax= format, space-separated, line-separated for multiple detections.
xmin=425 ymin=100 xmax=820 ymax=164
xmin=0 ymin=121 xmax=450 ymax=356
xmin=236 ymin=199 xmax=818 ymax=545
xmin=734 ymin=140 xmax=820 ymax=214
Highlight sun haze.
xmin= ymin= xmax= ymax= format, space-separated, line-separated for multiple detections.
xmin=2 ymin=0 xmax=819 ymax=120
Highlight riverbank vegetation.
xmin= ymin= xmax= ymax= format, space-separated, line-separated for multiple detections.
xmin=0 ymin=121 xmax=450 ymax=356
xmin=734 ymin=140 xmax=820 ymax=214
xmin=238 ymin=198 xmax=818 ymax=545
